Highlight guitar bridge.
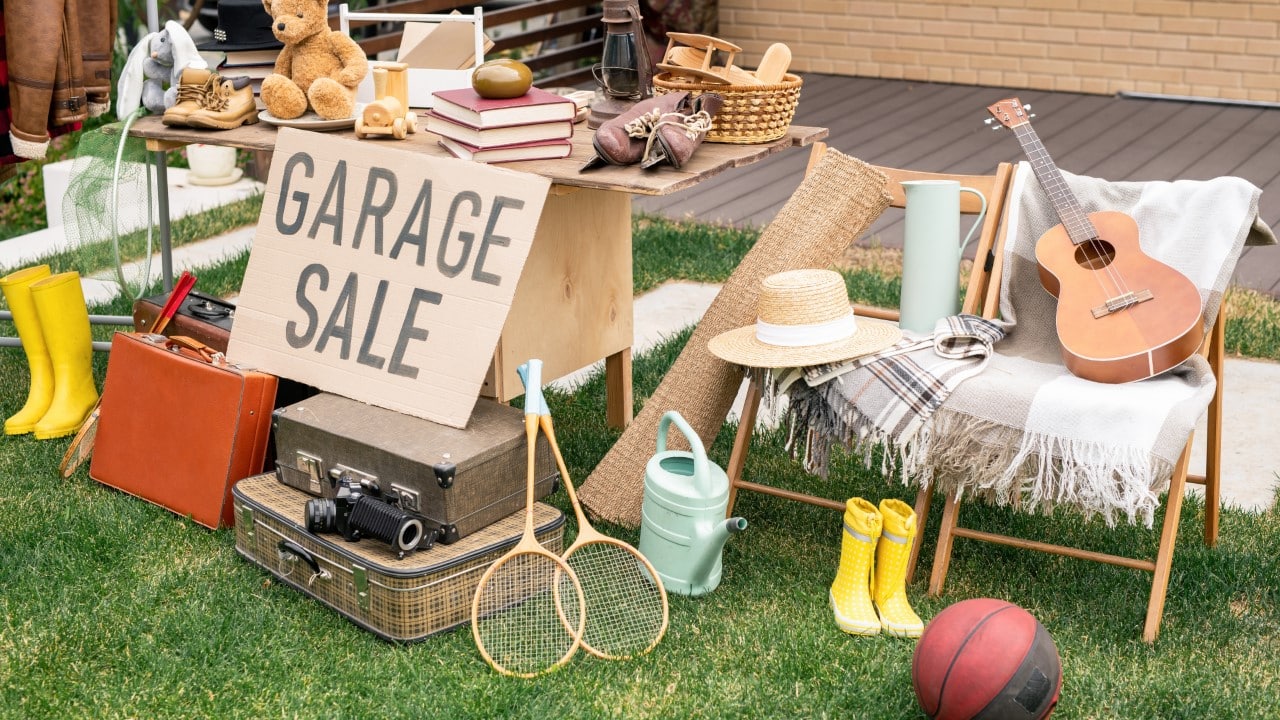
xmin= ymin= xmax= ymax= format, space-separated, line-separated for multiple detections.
xmin=1092 ymin=289 xmax=1154 ymax=318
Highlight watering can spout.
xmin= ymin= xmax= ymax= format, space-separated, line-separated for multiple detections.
xmin=687 ymin=517 xmax=747 ymax=593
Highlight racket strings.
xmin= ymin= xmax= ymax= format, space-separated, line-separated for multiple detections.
xmin=565 ymin=541 xmax=667 ymax=659
xmin=473 ymin=551 xmax=583 ymax=677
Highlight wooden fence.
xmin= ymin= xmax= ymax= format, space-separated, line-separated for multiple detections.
xmin=329 ymin=0 xmax=603 ymax=87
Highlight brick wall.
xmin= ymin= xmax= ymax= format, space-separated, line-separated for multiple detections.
xmin=719 ymin=0 xmax=1280 ymax=103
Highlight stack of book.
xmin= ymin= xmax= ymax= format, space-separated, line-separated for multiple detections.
xmin=428 ymin=86 xmax=577 ymax=163
xmin=216 ymin=48 xmax=280 ymax=96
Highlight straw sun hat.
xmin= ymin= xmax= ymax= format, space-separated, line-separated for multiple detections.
xmin=707 ymin=269 xmax=901 ymax=368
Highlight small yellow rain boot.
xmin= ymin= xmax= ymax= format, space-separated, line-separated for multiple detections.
xmin=830 ymin=497 xmax=882 ymax=636
xmin=1 ymin=265 xmax=55 ymax=434
xmin=30 ymin=272 xmax=98 ymax=440
xmin=872 ymin=498 xmax=924 ymax=638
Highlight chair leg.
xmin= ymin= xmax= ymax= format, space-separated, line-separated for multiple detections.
xmin=907 ymin=484 xmax=932 ymax=583
xmin=1202 ymin=312 xmax=1225 ymax=547
xmin=724 ymin=378 xmax=762 ymax=517
xmin=928 ymin=492 xmax=962 ymax=596
xmin=1144 ymin=437 xmax=1195 ymax=643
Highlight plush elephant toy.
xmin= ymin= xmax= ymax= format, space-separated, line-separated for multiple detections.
xmin=117 ymin=20 xmax=206 ymax=119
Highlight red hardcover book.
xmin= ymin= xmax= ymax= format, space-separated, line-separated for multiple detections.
xmin=438 ymin=136 xmax=572 ymax=163
xmin=426 ymin=111 xmax=574 ymax=148
xmin=430 ymin=86 xmax=577 ymax=128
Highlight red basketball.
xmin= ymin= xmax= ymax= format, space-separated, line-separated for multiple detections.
xmin=912 ymin=598 xmax=1062 ymax=720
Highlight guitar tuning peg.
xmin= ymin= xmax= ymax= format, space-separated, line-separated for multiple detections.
xmin=1023 ymin=103 xmax=1032 ymax=111
xmin=984 ymin=118 xmax=993 ymax=125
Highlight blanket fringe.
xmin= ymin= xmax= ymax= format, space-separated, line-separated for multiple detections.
xmin=777 ymin=376 xmax=1174 ymax=528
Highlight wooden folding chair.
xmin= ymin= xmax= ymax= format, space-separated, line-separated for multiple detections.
xmin=724 ymin=144 xmax=1018 ymax=560
xmin=926 ymin=310 xmax=1225 ymax=642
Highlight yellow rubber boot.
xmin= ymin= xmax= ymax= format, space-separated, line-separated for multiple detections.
xmin=1 ymin=265 xmax=55 ymax=434
xmin=873 ymin=498 xmax=924 ymax=638
xmin=30 ymin=272 xmax=98 ymax=440
xmin=830 ymin=497 xmax=882 ymax=636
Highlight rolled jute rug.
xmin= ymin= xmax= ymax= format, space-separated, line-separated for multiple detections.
xmin=577 ymin=148 xmax=892 ymax=527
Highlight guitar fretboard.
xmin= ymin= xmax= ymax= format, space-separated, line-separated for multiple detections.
xmin=1011 ymin=123 xmax=1099 ymax=246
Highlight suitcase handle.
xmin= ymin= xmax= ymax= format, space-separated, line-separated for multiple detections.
xmin=165 ymin=335 xmax=225 ymax=365
xmin=277 ymin=540 xmax=329 ymax=585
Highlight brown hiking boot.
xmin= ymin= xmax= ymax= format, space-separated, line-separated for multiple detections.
xmin=162 ymin=68 xmax=219 ymax=127
xmin=185 ymin=76 xmax=259 ymax=130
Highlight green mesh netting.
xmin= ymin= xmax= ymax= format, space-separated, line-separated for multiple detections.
xmin=61 ymin=109 xmax=155 ymax=300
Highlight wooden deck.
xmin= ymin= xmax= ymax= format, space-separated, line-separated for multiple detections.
xmin=635 ymin=74 xmax=1280 ymax=297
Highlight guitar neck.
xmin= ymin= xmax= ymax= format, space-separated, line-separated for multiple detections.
xmin=1011 ymin=123 xmax=1098 ymax=246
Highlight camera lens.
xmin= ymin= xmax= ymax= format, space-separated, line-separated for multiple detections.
xmin=304 ymin=498 xmax=338 ymax=534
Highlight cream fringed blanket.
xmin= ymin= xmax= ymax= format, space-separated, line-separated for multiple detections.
xmin=782 ymin=162 xmax=1274 ymax=526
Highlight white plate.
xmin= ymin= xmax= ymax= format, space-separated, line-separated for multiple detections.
xmin=187 ymin=168 xmax=245 ymax=187
xmin=257 ymin=110 xmax=356 ymax=131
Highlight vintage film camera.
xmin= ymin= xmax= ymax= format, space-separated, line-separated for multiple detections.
xmin=304 ymin=475 xmax=435 ymax=557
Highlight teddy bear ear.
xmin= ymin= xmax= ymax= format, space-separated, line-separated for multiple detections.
xmin=262 ymin=0 xmax=273 ymax=14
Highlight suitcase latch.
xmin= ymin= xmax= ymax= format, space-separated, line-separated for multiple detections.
xmin=391 ymin=483 xmax=421 ymax=513
xmin=238 ymin=505 xmax=254 ymax=537
xmin=352 ymin=565 xmax=370 ymax=614
xmin=294 ymin=452 xmax=324 ymax=495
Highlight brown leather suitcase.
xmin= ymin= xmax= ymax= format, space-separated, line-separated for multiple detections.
xmin=272 ymin=392 xmax=559 ymax=544
xmin=232 ymin=473 xmax=566 ymax=642
xmin=89 ymin=332 xmax=278 ymax=528
xmin=132 ymin=289 xmax=234 ymax=353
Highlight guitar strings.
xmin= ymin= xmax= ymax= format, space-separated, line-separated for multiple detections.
xmin=1018 ymin=125 xmax=1132 ymax=302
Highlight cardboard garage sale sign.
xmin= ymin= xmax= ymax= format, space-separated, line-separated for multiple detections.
xmin=227 ymin=128 xmax=550 ymax=428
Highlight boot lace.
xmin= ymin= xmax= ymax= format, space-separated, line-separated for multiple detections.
xmin=626 ymin=109 xmax=714 ymax=166
xmin=203 ymin=81 xmax=235 ymax=112
xmin=177 ymin=74 xmax=220 ymax=106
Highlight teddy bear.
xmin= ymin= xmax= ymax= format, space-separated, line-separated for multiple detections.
xmin=259 ymin=0 xmax=369 ymax=120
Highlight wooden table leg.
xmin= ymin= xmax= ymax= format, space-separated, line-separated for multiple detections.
xmin=606 ymin=348 xmax=634 ymax=429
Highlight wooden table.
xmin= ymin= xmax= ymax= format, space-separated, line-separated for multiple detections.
xmin=129 ymin=115 xmax=827 ymax=427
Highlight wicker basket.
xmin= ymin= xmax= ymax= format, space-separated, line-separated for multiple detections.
xmin=652 ymin=71 xmax=803 ymax=144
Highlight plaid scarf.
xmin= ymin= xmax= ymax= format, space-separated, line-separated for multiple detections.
xmin=770 ymin=314 xmax=1005 ymax=478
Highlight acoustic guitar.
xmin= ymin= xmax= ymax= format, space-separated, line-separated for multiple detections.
xmin=986 ymin=98 xmax=1204 ymax=384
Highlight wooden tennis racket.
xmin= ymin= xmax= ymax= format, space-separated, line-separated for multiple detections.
xmin=470 ymin=360 xmax=585 ymax=678
xmin=518 ymin=361 xmax=669 ymax=660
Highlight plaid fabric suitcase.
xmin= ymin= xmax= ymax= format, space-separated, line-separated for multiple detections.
xmin=272 ymin=392 xmax=558 ymax=544
xmin=232 ymin=473 xmax=565 ymax=642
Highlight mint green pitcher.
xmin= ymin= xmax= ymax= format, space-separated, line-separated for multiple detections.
xmin=638 ymin=411 xmax=748 ymax=597
xmin=899 ymin=180 xmax=988 ymax=334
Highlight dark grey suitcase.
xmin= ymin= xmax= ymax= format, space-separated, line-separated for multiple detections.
xmin=272 ymin=392 xmax=558 ymax=544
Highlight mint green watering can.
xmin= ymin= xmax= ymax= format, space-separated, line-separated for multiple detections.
xmin=638 ymin=411 xmax=748 ymax=597
xmin=899 ymin=180 xmax=988 ymax=334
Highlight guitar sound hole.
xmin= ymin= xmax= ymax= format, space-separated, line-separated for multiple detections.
xmin=1074 ymin=239 xmax=1116 ymax=269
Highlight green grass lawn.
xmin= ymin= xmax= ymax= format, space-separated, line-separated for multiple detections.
xmin=1 ymin=212 xmax=1278 ymax=718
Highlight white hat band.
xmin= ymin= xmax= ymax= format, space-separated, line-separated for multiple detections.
xmin=755 ymin=313 xmax=858 ymax=347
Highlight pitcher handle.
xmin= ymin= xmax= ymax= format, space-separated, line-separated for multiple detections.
xmin=656 ymin=410 xmax=713 ymax=496
xmin=958 ymin=186 xmax=989 ymax=255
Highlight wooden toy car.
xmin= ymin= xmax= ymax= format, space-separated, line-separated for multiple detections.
xmin=355 ymin=62 xmax=417 ymax=140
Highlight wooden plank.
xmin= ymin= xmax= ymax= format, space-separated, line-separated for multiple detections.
xmin=640 ymin=80 xmax=959 ymax=221
xmin=126 ymin=115 xmax=826 ymax=197
xmin=485 ymin=188 xmax=633 ymax=402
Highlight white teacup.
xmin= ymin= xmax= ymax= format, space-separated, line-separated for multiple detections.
xmin=186 ymin=144 xmax=237 ymax=181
